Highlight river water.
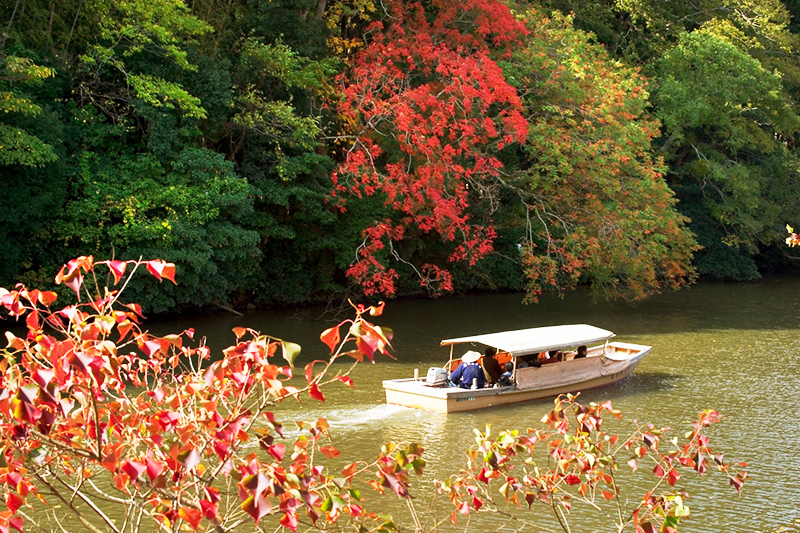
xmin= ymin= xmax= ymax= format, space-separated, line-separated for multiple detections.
xmin=151 ymin=277 xmax=800 ymax=532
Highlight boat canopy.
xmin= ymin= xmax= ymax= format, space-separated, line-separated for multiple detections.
xmin=440 ymin=324 xmax=615 ymax=357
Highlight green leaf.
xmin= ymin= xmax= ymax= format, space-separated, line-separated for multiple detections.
xmin=281 ymin=341 xmax=301 ymax=367
xmin=27 ymin=446 xmax=47 ymax=465
xmin=320 ymin=496 xmax=333 ymax=512
xmin=129 ymin=74 xmax=207 ymax=119
xmin=0 ymin=125 xmax=57 ymax=167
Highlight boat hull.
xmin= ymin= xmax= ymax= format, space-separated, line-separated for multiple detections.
xmin=383 ymin=343 xmax=650 ymax=413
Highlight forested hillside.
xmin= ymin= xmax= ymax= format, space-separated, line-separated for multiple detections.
xmin=2 ymin=0 xmax=799 ymax=312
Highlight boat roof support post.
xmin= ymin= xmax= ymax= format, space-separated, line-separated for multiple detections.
xmin=512 ymin=355 xmax=518 ymax=389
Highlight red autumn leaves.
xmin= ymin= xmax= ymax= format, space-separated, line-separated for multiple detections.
xmin=0 ymin=258 xmax=400 ymax=532
xmin=436 ymin=395 xmax=747 ymax=532
xmin=334 ymin=0 xmax=528 ymax=295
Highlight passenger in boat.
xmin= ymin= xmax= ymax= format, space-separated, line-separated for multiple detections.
xmin=517 ymin=354 xmax=541 ymax=368
xmin=481 ymin=347 xmax=503 ymax=384
xmin=541 ymin=350 xmax=562 ymax=364
xmin=497 ymin=362 xmax=514 ymax=387
xmin=449 ymin=350 xmax=486 ymax=389
xmin=574 ymin=345 xmax=588 ymax=359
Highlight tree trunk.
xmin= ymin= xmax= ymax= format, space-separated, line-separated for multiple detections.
xmin=46 ymin=2 xmax=54 ymax=43
xmin=1 ymin=0 xmax=22 ymax=48
xmin=315 ymin=0 xmax=327 ymax=19
xmin=66 ymin=0 xmax=84 ymax=52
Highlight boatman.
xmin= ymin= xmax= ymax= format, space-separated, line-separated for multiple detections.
xmin=482 ymin=347 xmax=503 ymax=384
xmin=450 ymin=350 xmax=486 ymax=389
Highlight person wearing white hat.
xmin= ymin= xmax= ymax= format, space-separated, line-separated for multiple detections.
xmin=449 ymin=350 xmax=486 ymax=389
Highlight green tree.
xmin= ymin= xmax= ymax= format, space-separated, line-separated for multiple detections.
xmin=0 ymin=55 xmax=57 ymax=166
xmin=0 ymin=52 xmax=67 ymax=285
xmin=502 ymin=9 xmax=697 ymax=302
xmin=532 ymin=0 xmax=800 ymax=280
xmin=654 ymin=31 xmax=800 ymax=279
xmin=56 ymin=147 xmax=261 ymax=312
xmin=219 ymin=33 xmax=344 ymax=304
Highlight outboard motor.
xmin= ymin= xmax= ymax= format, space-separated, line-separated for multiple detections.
xmin=425 ymin=367 xmax=448 ymax=386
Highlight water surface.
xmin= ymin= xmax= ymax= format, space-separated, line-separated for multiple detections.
xmin=152 ymin=277 xmax=800 ymax=532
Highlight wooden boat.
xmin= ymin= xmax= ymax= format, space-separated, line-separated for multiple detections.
xmin=382 ymin=324 xmax=651 ymax=413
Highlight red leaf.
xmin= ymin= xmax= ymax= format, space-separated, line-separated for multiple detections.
xmin=205 ymin=486 xmax=221 ymax=504
xmin=280 ymin=511 xmax=298 ymax=532
xmin=601 ymin=490 xmax=615 ymax=501
xmin=641 ymin=522 xmax=658 ymax=533
xmin=125 ymin=302 xmax=144 ymax=317
xmin=213 ymin=440 xmax=230 ymax=460
xmin=356 ymin=335 xmax=378 ymax=362
xmin=107 ymin=260 xmax=127 ymax=284
xmin=241 ymin=472 xmax=269 ymax=498
xmin=38 ymin=291 xmax=57 ymax=306
xmin=319 ymin=446 xmax=340 ymax=459
xmin=309 ymin=383 xmax=325 ymax=402
xmin=5 ymin=493 xmax=23 ymax=514
xmin=113 ymin=472 xmax=130 ymax=492
xmin=145 ymin=458 xmax=164 ymax=481
xmin=242 ymin=494 xmax=271 ymax=524
xmin=122 ymin=460 xmax=147 ymax=481
xmin=8 ymin=515 xmax=22 ymax=532
xmin=118 ymin=320 xmax=134 ymax=342
xmin=667 ymin=468 xmax=680 ymax=486
xmin=25 ymin=310 xmax=39 ymax=331
xmin=178 ymin=507 xmax=202 ymax=530
xmin=199 ymin=500 xmax=219 ymax=520
xmin=147 ymin=388 xmax=165 ymax=404
xmin=141 ymin=340 xmax=162 ymax=358
xmin=320 ymin=325 xmax=341 ymax=353
xmin=146 ymin=260 xmax=177 ymax=284
xmin=695 ymin=451 xmax=707 ymax=474
xmin=369 ymin=301 xmax=385 ymax=316
xmin=55 ymin=257 xmax=92 ymax=296
xmin=337 ymin=375 xmax=355 ymax=388
xmin=32 ymin=369 xmax=54 ymax=388
xmin=382 ymin=472 xmax=408 ymax=498
xmin=267 ymin=444 xmax=285 ymax=462
xmin=304 ymin=361 xmax=318 ymax=385
xmin=652 ymin=464 xmax=664 ymax=478
xmin=472 ymin=496 xmax=483 ymax=510
xmin=57 ymin=265 xmax=83 ymax=296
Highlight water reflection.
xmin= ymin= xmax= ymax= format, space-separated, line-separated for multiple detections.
xmin=145 ymin=276 xmax=800 ymax=532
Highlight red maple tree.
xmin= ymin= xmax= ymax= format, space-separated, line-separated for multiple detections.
xmin=332 ymin=0 xmax=528 ymax=295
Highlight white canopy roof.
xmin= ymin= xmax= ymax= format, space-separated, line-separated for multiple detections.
xmin=440 ymin=324 xmax=615 ymax=357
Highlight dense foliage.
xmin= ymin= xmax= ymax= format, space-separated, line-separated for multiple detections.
xmin=2 ymin=0 xmax=800 ymax=312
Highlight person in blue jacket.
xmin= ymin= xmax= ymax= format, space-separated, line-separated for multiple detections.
xmin=449 ymin=350 xmax=486 ymax=389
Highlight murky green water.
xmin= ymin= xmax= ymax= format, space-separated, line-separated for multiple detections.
xmin=149 ymin=277 xmax=800 ymax=532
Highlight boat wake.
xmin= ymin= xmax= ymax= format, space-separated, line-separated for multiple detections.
xmin=278 ymin=403 xmax=434 ymax=437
